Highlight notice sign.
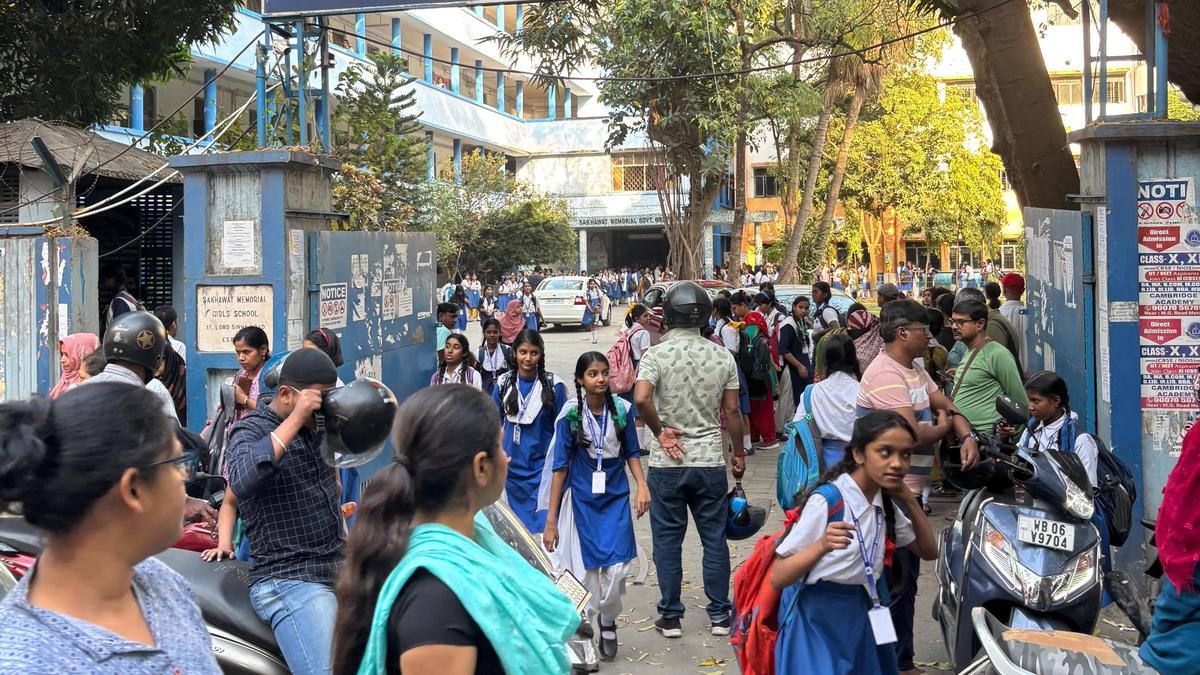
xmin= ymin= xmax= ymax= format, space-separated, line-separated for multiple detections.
xmin=320 ymin=283 xmax=348 ymax=329
xmin=221 ymin=220 xmax=257 ymax=270
xmin=196 ymin=285 xmax=273 ymax=352
xmin=1138 ymin=176 xmax=1200 ymax=412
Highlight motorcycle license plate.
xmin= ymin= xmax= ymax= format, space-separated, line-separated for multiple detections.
xmin=1017 ymin=515 xmax=1074 ymax=551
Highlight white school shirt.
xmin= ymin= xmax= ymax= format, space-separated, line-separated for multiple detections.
xmin=792 ymin=371 xmax=858 ymax=443
xmin=1018 ymin=412 xmax=1098 ymax=487
xmin=521 ymin=293 xmax=539 ymax=315
xmin=629 ymin=324 xmax=652 ymax=361
xmin=776 ymin=473 xmax=915 ymax=586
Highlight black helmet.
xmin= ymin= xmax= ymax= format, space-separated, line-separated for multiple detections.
xmin=662 ymin=281 xmax=713 ymax=329
xmin=102 ymin=311 xmax=166 ymax=382
xmin=318 ymin=378 xmax=398 ymax=468
xmin=726 ymin=482 xmax=767 ymax=540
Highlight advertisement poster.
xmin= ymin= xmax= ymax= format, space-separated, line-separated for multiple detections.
xmin=1138 ymin=177 xmax=1199 ymax=462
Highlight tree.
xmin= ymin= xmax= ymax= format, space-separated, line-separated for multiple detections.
xmin=332 ymin=52 xmax=427 ymax=230
xmin=426 ymin=151 xmax=575 ymax=278
xmin=841 ymin=68 xmax=1005 ymax=272
xmin=0 ymin=0 xmax=238 ymax=126
xmin=912 ymin=0 xmax=1079 ymax=211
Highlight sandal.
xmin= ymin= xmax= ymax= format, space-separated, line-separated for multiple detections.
xmin=599 ymin=623 xmax=618 ymax=661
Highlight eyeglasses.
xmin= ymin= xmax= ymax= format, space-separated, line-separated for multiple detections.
xmin=949 ymin=318 xmax=981 ymax=327
xmin=901 ymin=323 xmax=930 ymax=334
xmin=142 ymin=450 xmax=198 ymax=481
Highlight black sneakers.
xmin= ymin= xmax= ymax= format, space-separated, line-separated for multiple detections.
xmin=710 ymin=617 xmax=731 ymax=636
xmin=654 ymin=616 xmax=682 ymax=638
xmin=598 ymin=623 xmax=618 ymax=660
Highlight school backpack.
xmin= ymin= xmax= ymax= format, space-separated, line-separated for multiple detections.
xmin=777 ymin=385 xmax=823 ymax=509
xmin=606 ymin=325 xmax=643 ymax=395
xmin=737 ymin=325 xmax=773 ymax=391
xmin=813 ymin=301 xmax=845 ymax=334
xmin=731 ymin=483 xmax=844 ymax=675
xmin=1089 ymin=434 xmax=1136 ymax=547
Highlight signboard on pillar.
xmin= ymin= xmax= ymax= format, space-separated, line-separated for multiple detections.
xmin=195 ymin=285 xmax=274 ymax=352
xmin=1137 ymin=177 xmax=1199 ymax=462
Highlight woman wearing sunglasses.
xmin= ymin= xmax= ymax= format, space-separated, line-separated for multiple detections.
xmin=0 ymin=382 xmax=219 ymax=673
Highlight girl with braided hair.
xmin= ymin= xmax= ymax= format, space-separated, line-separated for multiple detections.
xmin=493 ymin=330 xmax=568 ymax=535
xmin=539 ymin=352 xmax=648 ymax=661
xmin=431 ymin=334 xmax=482 ymax=390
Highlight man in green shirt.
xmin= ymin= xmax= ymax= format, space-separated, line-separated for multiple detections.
xmin=949 ymin=299 xmax=1028 ymax=432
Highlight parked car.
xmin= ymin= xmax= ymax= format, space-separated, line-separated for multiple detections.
xmin=742 ymin=284 xmax=855 ymax=319
xmin=535 ymin=276 xmax=613 ymax=328
xmin=637 ymin=280 xmax=734 ymax=337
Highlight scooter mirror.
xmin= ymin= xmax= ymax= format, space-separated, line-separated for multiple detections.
xmin=995 ymin=395 xmax=1028 ymax=427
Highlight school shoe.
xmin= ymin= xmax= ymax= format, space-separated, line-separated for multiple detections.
xmin=710 ymin=617 xmax=731 ymax=636
xmin=598 ymin=623 xmax=619 ymax=661
xmin=756 ymin=439 xmax=781 ymax=451
xmin=654 ymin=616 xmax=682 ymax=638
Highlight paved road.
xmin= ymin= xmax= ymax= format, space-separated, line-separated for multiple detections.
xmin=456 ymin=314 xmax=1136 ymax=673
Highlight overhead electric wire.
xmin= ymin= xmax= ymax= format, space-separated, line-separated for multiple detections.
xmin=320 ymin=0 xmax=1021 ymax=84
xmin=98 ymin=200 xmax=182 ymax=258
xmin=1 ymin=30 xmax=265 ymax=218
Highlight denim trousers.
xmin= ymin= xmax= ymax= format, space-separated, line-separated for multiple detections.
xmin=648 ymin=465 xmax=731 ymax=621
xmin=889 ymin=539 xmax=921 ymax=671
xmin=249 ymin=577 xmax=338 ymax=675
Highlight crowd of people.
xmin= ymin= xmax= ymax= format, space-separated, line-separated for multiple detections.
xmin=2 ymin=256 xmax=1199 ymax=675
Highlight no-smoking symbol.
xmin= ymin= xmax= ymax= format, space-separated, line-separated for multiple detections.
xmin=1139 ymin=203 xmax=1154 ymax=220
xmin=1157 ymin=202 xmax=1175 ymax=220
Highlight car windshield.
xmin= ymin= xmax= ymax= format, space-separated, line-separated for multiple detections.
xmin=540 ymin=279 xmax=584 ymax=291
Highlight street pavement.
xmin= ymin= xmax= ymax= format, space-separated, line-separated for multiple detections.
xmin=457 ymin=315 xmax=1137 ymax=674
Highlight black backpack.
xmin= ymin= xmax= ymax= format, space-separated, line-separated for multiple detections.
xmin=737 ymin=326 xmax=772 ymax=394
xmin=1088 ymin=433 xmax=1136 ymax=547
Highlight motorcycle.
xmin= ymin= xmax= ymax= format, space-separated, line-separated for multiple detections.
xmin=961 ymin=606 xmax=1155 ymax=674
xmin=934 ymin=395 xmax=1105 ymax=671
xmin=0 ymin=499 xmax=600 ymax=674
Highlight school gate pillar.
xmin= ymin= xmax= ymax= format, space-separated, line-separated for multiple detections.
xmin=1067 ymin=121 xmax=1200 ymax=573
xmin=171 ymin=152 xmax=436 ymax=478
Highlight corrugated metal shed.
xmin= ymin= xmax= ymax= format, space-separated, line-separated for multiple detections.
xmin=0 ymin=118 xmax=181 ymax=184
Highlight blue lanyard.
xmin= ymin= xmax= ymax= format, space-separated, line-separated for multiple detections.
xmin=585 ymin=405 xmax=609 ymax=470
xmin=847 ymin=504 xmax=884 ymax=607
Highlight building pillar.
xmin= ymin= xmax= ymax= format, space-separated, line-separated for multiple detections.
xmin=515 ymin=81 xmax=524 ymax=118
xmin=547 ymin=85 xmax=556 ymax=119
xmin=391 ymin=18 xmax=401 ymax=56
xmin=129 ymin=85 xmax=144 ymax=131
xmin=203 ymin=68 xmax=217 ymax=134
xmin=422 ymin=34 xmax=433 ymax=83
xmin=496 ymin=4 xmax=505 ymax=30
xmin=703 ymin=222 xmax=714 ymax=279
xmin=452 ymin=139 xmax=462 ymax=183
xmin=752 ymin=222 xmax=762 ymax=266
xmin=450 ymin=47 xmax=460 ymax=94
xmin=426 ymin=131 xmax=435 ymax=181
xmin=516 ymin=4 xmax=523 ymax=30
xmin=474 ymin=60 xmax=483 ymax=103
xmin=355 ymin=13 xmax=366 ymax=55
xmin=564 ymin=88 xmax=572 ymax=118
xmin=496 ymin=72 xmax=505 ymax=113
xmin=578 ymin=229 xmax=588 ymax=272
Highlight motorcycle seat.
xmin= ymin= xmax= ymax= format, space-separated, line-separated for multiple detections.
xmin=0 ymin=518 xmax=45 ymax=555
xmin=156 ymin=548 xmax=279 ymax=653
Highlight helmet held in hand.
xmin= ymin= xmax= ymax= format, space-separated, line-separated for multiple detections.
xmin=319 ymin=378 xmax=398 ymax=468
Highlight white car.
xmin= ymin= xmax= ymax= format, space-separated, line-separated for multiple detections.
xmin=534 ymin=276 xmax=613 ymax=328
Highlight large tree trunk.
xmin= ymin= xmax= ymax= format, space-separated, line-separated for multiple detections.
xmin=813 ymin=92 xmax=864 ymax=260
xmin=728 ymin=0 xmax=749 ymax=284
xmin=777 ymin=90 xmax=835 ymax=282
xmin=951 ymin=0 xmax=1079 ymax=210
xmin=668 ymin=170 xmax=723 ymax=280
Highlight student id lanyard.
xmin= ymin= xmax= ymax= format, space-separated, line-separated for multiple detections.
xmin=514 ymin=383 xmax=537 ymax=444
xmin=585 ymin=407 xmax=609 ymax=494
xmin=848 ymin=505 xmax=898 ymax=646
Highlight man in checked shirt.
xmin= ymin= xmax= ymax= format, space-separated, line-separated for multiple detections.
xmin=226 ymin=348 xmax=342 ymax=675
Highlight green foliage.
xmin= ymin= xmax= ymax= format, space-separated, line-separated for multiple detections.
xmin=841 ymin=67 xmax=1005 ymax=259
xmin=424 ymin=151 xmax=574 ymax=277
xmin=332 ymin=163 xmax=386 ymax=231
xmin=0 ymin=0 xmax=239 ymax=126
xmin=1167 ymin=87 xmax=1200 ymax=122
xmin=332 ymin=52 xmax=427 ymax=231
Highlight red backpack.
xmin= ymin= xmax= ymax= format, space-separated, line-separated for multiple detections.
xmin=606 ymin=325 xmax=643 ymax=394
xmin=731 ymin=483 xmax=844 ymax=675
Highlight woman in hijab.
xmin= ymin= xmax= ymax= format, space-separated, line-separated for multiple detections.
xmin=500 ymin=299 xmax=525 ymax=346
xmin=50 ymin=333 xmax=100 ymax=399
xmin=846 ymin=303 xmax=883 ymax=374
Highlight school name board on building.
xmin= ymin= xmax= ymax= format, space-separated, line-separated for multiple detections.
xmin=263 ymin=0 xmax=491 ymax=16
xmin=574 ymin=213 xmax=665 ymax=229
xmin=196 ymin=285 xmax=274 ymax=352
xmin=1137 ymin=177 xmax=1200 ymax=426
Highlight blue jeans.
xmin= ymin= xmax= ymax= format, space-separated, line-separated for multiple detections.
xmin=249 ymin=578 xmax=337 ymax=675
xmin=648 ymin=466 xmax=731 ymax=621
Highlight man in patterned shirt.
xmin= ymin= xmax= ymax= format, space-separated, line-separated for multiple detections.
xmin=635 ymin=282 xmax=745 ymax=640
xmin=226 ymin=348 xmax=341 ymax=675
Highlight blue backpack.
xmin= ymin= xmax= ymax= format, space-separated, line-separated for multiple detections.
xmin=777 ymin=385 xmax=823 ymax=509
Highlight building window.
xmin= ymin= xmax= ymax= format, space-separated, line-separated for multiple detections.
xmin=1052 ymin=77 xmax=1127 ymax=106
xmin=949 ymin=81 xmax=978 ymax=104
xmin=612 ymin=151 xmax=665 ymax=192
xmin=1000 ymin=242 xmax=1019 ymax=270
xmin=949 ymin=245 xmax=976 ymax=270
xmin=753 ymin=167 xmax=777 ymax=197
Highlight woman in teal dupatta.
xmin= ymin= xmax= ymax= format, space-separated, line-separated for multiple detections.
xmin=332 ymin=384 xmax=581 ymax=675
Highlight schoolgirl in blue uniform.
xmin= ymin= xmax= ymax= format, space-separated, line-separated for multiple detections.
xmin=770 ymin=411 xmax=937 ymax=675
xmin=518 ymin=281 xmax=541 ymax=332
xmin=451 ymin=284 xmax=469 ymax=331
xmin=583 ymin=278 xmax=603 ymax=344
xmin=493 ymin=329 xmax=567 ymax=535
xmin=540 ymin=351 xmax=649 ymax=661
xmin=478 ymin=285 xmax=499 ymax=325
xmin=476 ymin=318 xmax=513 ymax=395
